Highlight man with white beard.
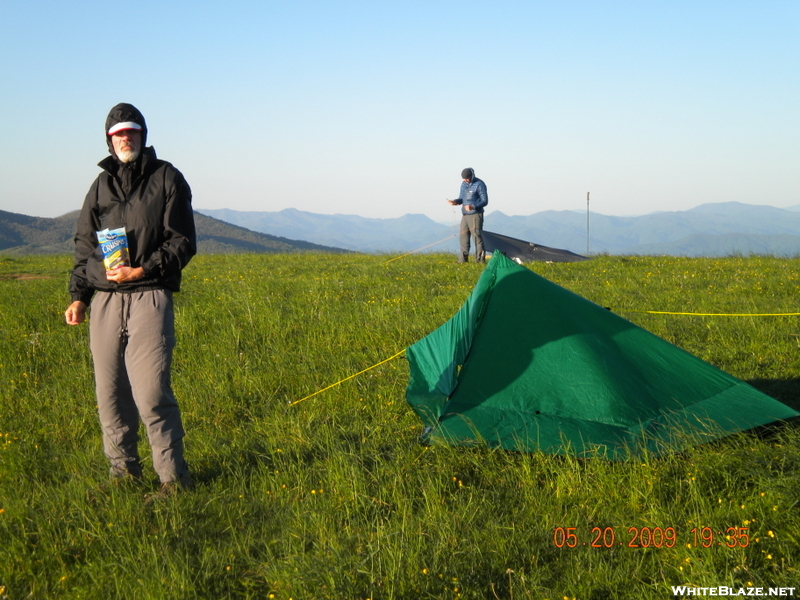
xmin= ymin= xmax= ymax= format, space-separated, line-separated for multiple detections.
xmin=65 ymin=103 xmax=196 ymax=500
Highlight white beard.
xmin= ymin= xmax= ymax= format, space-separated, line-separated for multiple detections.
xmin=117 ymin=147 xmax=140 ymax=163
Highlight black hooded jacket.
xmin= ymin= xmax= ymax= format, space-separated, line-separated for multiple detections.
xmin=69 ymin=104 xmax=196 ymax=305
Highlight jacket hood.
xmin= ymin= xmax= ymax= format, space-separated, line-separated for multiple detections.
xmin=105 ymin=103 xmax=148 ymax=153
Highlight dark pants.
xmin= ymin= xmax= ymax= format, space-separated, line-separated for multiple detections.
xmin=459 ymin=213 xmax=485 ymax=263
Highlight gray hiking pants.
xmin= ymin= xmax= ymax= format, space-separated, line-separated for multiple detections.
xmin=89 ymin=289 xmax=189 ymax=483
xmin=459 ymin=213 xmax=485 ymax=263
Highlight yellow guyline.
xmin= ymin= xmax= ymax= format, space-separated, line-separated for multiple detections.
xmin=292 ymin=308 xmax=800 ymax=405
xmin=291 ymin=252 xmax=800 ymax=404
xmin=622 ymin=309 xmax=800 ymax=316
xmin=382 ymin=234 xmax=456 ymax=265
xmin=292 ymin=231 xmax=459 ymax=404
xmin=289 ymin=349 xmax=406 ymax=406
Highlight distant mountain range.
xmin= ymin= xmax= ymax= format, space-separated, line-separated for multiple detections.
xmin=0 ymin=209 xmax=347 ymax=256
xmin=199 ymin=203 xmax=800 ymax=257
xmin=198 ymin=208 xmax=448 ymax=254
xmin=3 ymin=202 xmax=800 ymax=257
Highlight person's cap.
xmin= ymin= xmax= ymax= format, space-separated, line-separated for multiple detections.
xmin=107 ymin=121 xmax=143 ymax=136
xmin=105 ymin=103 xmax=148 ymax=153
xmin=461 ymin=168 xmax=474 ymax=180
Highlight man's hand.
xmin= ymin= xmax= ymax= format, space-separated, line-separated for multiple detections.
xmin=465 ymin=205 xmax=474 ymax=211
xmin=106 ymin=266 xmax=145 ymax=283
xmin=65 ymin=301 xmax=87 ymax=325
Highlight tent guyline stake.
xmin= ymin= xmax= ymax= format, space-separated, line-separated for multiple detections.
xmin=382 ymin=234 xmax=456 ymax=265
xmin=586 ymin=191 xmax=590 ymax=255
xmin=289 ymin=349 xmax=406 ymax=406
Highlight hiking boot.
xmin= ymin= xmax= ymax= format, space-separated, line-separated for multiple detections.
xmin=144 ymin=482 xmax=178 ymax=504
xmin=144 ymin=476 xmax=193 ymax=504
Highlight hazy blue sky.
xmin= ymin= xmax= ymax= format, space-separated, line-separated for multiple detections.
xmin=1 ymin=1 xmax=798 ymax=221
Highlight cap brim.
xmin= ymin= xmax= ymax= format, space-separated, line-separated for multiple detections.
xmin=107 ymin=122 xmax=143 ymax=135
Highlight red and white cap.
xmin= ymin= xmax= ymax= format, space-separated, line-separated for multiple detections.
xmin=107 ymin=121 xmax=143 ymax=136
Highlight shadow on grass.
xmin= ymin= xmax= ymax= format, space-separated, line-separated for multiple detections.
xmin=190 ymin=428 xmax=403 ymax=487
xmin=747 ymin=378 xmax=800 ymax=412
xmin=191 ymin=438 xmax=277 ymax=484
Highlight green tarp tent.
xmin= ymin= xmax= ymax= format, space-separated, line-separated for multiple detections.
xmin=405 ymin=253 xmax=798 ymax=458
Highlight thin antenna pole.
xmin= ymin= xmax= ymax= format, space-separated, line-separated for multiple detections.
xmin=586 ymin=192 xmax=590 ymax=255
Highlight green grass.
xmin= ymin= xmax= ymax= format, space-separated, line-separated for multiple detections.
xmin=1 ymin=253 xmax=799 ymax=599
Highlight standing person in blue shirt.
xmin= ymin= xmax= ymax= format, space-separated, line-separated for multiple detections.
xmin=448 ymin=168 xmax=489 ymax=263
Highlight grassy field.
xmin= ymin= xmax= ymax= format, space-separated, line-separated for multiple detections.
xmin=1 ymin=252 xmax=799 ymax=600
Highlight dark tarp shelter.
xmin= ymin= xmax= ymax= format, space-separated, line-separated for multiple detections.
xmin=405 ymin=253 xmax=798 ymax=458
xmin=482 ymin=230 xmax=590 ymax=263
